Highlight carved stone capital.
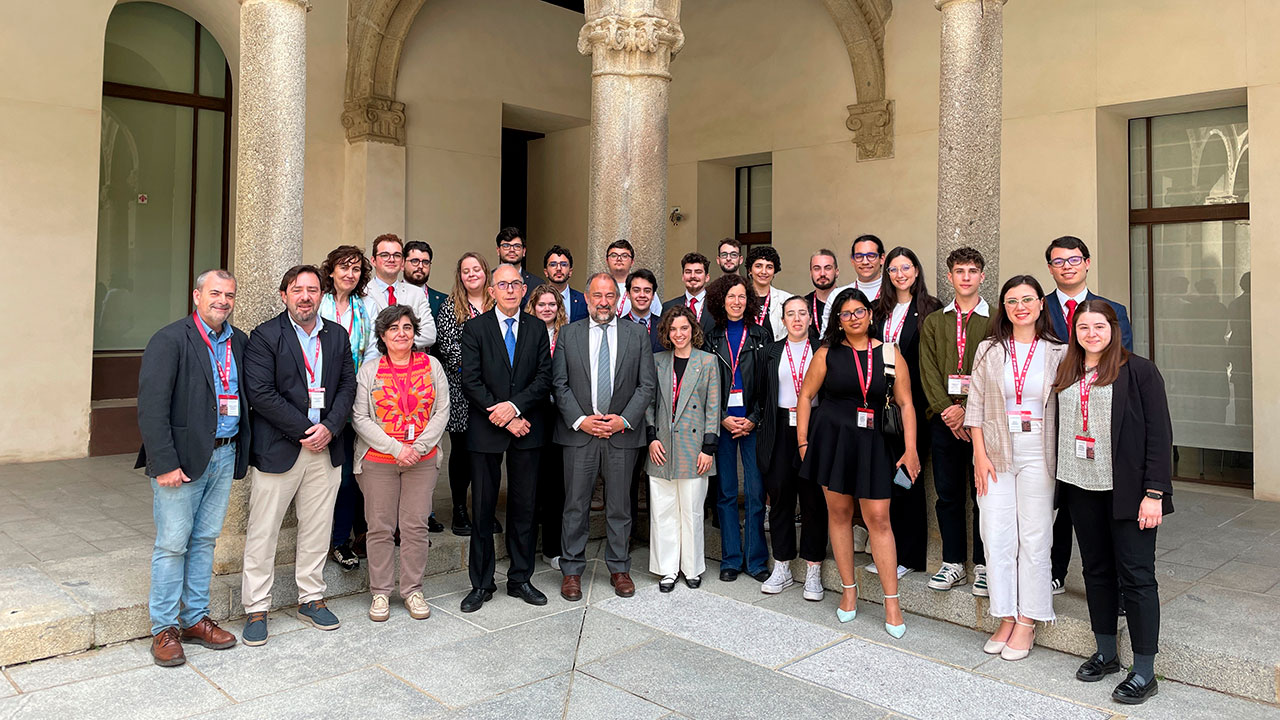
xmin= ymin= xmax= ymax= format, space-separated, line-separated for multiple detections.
xmin=341 ymin=95 xmax=407 ymax=145
xmin=845 ymin=99 xmax=894 ymax=161
xmin=578 ymin=15 xmax=684 ymax=78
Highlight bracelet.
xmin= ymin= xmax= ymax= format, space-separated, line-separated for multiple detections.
xmin=1144 ymin=490 xmax=1163 ymax=500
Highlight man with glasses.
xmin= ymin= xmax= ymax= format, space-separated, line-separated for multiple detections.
xmin=717 ymin=238 xmax=744 ymax=276
xmin=544 ymin=245 xmax=587 ymax=322
xmin=824 ymin=234 xmax=885 ymax=331
xmin=364 ymin=233 xmax=436 ymax=361
xmin=496 ymin=227 xmax=544 ymax=306
xmin=805 ymin=248 xmax=840 ymax=338
xmin=606 ymin=239 xmax=661 ymax=318
xmin=403 ymin=240 xmax=448 ymax=320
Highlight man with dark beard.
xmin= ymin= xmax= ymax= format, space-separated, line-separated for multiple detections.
xmin=403 ymin=240 xmax=448 ymax=321
xmin=804 ymin=249 xmax=840 ymax=339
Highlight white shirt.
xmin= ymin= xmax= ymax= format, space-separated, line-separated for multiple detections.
xmin=616 ymin=278 xmax=661 ymax=319
xmin=942 ymin=296 xmax=991 ymax=317
xmin=1056 ymin=287 xmax=1089 ymax=317
xmin=777 ymin=339 xmax=814 ymax=409
xmin=1003 ymin=339 xmax=1047 ymax=418
xmin=684 ymin=290 xmax=707 ymax=321
xmin=823 ymin=277 xmax=883 ymax=330
xmin=495 ymin=305 xmax=520 ymax=342
xmin=883 ymin=301 xmax=911 ymax=344
xmin=364 ymin=276 xmax=437 ymax=362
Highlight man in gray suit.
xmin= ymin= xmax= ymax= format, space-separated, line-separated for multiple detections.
xmin=553 ymin=273 xmax=657 ymax=601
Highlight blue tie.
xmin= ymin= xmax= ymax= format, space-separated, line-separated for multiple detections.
xmin=504 ymin=318 xmax=516 ymax=366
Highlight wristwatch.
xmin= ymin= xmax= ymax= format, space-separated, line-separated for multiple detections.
xmin=1144 ymin=490 xmax=1163 ymax=500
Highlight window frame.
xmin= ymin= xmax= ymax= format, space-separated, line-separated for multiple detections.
xmin=735 ymin=163 xmax=772 ymax=249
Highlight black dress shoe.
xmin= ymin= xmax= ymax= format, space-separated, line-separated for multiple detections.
xmin=459 ymin=588 xmax=493 ymax=613
xmin=659 ymin=577 xmax=676 ymax=593
xmin=684 ymin=575 xmax=701 ymax=589
xmin=750 ymin=569 xmax=771 ymax=583
xmin=1112 ymin=672 xmax=1158 ymax=705
xmin=506 ymin=581 xmax=548 ymax=606
xmin=427 ymin=514 xmax=444 ymax=533
xmin=452 ymin=505 xmax=473 ymax=536
xmin=1075 ymin=653 xmax=1122 ymax=682
xmin=719 ymin=568 xmax=740 ymax=582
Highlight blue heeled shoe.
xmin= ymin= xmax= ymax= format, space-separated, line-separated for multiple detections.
xmin=884 ymin=593 xmax=906 ymax=638
xmin=836 ymin=582 xmax=857 ymax=623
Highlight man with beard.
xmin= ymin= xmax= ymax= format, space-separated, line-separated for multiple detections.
xmin=403 ymin=240 xmax=448 ymax=320
xmin=544 ymin=244 xmax=587 ymax=322
xmin=495 ymin=226 xmax=544 ymax=306
xmin=804 ymin=248 xmax=840 ymax=339
xmin=717 ymin=238 xmax=744 ymax=276
xmin=664 ymin=251 xmax=714 ymax=340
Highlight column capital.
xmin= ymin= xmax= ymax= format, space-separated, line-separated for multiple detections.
xmin=935 ymin=0 xmax=1006 ymax=9
xmin=578 ymin=15 xmax=684 ymax=78
xmin=341 ymin=95 xmax=407 ymax=145
xmin=845 ymin=99 xmax=894 ymax=161
xmin=240 ymin=0 xmax=311 ymax=8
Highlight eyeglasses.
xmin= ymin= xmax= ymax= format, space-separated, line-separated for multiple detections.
xmin=375 ymin=252 xmax=403 ymax=262
xmin=1049 ymin=256 xmax=1086 ymax=268
xmin=494 ymin=280 xmax=525 ymax=292
xmin=887 ymin=264 xmax=915 ymax=275
xmin=718 ymin=251 xmax=741 ymax=260
xmin=838 ymin=308 xmax=870 ymax=320
xmin=498 ymin=242 xmax=524 ymax=251
xmin=546 ymin=261 xmax=571 ymax=270
xmin=607 ymin=252 xmax=633 ymax=261
xmin=853 ymin=252 xmax=882 ymax=262
xmin=1004 ymin=296 xmax=1041 ymax=307
xmin=405 ymin=258 xmax=430 ymax=267
xmin=784 ymin=309 xmax=810 ymax=319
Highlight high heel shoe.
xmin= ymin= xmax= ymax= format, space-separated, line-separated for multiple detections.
xmin=984 ymin=619 xmax=1015 ymax=654
xmin=883 ymin=593 xmax=905 ymax=638
xmin=1000 ymin=619 xmax=1036 ymax=661
xmin=836 ymin=582 xmax=857 ymax=623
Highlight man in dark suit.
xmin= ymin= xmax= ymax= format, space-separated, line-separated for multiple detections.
xmin=554 ymin=273 xmax=657 ymax=601
xmin=459 ymin=263 xmax=554 ymax=612
xmin=623 ymin=268 xmax=664 ymax=354
xmin=240 ymin=265 xmax=356 ymax=646
xmin=544 ymin=244 xmax=588 ymax=323
xmin=403 ymin=240 xmax=449 ymax=320
xmin=664 ymin=251 xmax=715 ymax=343
xmin=137 ymin=268 xmax=247 ymax=667
xmin=1043 ymin=235 xmax=1134 ymax=595
xmin=495 ymin=226 xmax=544 ymax=307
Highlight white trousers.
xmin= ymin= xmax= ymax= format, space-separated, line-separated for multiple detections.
xmin=976 ymin=432 xmax=1056 ymax=622
xmin=648 ymin=475 xmax=709 ymax=579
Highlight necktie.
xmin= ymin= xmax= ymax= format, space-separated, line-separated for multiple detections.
xmin=1065 ymin=298 xmax=1078 ymax=336
xmin=504 ymin=318 xmax=516 ymax=366
xmin=597 ymin=323 xmax=612 ymax=413
xmin=387 ymin=284 xmax=397 ymax=305
xmin=688 ymin=296 xmax=699 ymax=320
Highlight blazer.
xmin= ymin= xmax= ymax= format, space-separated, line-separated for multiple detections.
xmin=459 ymin=308 xmax=553 ymax=452
xmin=566 ymin=288 xmax=588 ymax=324
xmin=136 ymin=314 xmax=251 ymax=481
xmin=520 ymin=266 xmax=546 ymax=308
xmin=705 ymin=321 xmax=772 ymax=427
xmin=623 ymin=313 xmax=665 ymax=354
xmin=426 ymin=286 xmax=449 ymax=321
xmin=664 ymin=293 xmax=716 ymax=343
xmin=874 ymin=297 xmax=941 ymax=432
xmin=552 ymin=317 xmax=658 ymax=449
xmin=963 ymin=337 xmax=1068 ymax=475
xmin=755 ymin=286 xmax=790 ymax=341
xmin=645 ymin=350 xmax=721 ymax=479
xmin=1045 ymin=289 xmax=1133 ymax=351
xmin=243 ymin=312 xmax=357 ymax=473
xmin=351 ymin=353 xmax=451 ymax=475
xmin=755 ymin=337 xmax=820 ymax=474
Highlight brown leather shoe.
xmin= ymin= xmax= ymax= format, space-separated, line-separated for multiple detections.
xmin=180 ymin=616 xmax=237 ymax=650
xmin=560 ymin=574 xmax=582 ymax=601
xmin=611 ymin=572 xmax=636 ymax=598
xmin=151 ymin=627 xmax=186 ymax=667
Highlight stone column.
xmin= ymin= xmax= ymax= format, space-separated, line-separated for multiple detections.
xmin=579 ymin=0 xmax=684 ymax=290
xmin=934 ymin=0 xmax=1005 ymax=303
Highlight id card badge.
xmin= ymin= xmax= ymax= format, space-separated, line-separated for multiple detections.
xmin=308 ymin=387 xmax=326 ymax=410
xmin=1008 ymin=410 xmax=1032 ymax=433
xmin=1075 ymin=435 xmax=1095 ymax=460
xmin=857 ymin=408 xmax=875 ymax=429
xmin=947 ymin=374 xmax=971 ymax=395
xmin=405 ymin=424 xmax=416 ymax=442
xmin=788 ymin=408 xmax=798 ymax=427
xmin=218 ymin=394 xmax=240 ymax=417
xmin=728 ymin=389 xmax=744 ymax=408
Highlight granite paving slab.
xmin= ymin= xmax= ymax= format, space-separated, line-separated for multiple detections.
xmin=5 ymin=639 xmax=150 ymax=692
xmin=1158 ymin=584 xmax=1280 ymax=702
xmin=1200 ymin=560 xmax=1280 ymax=593
xmin=39 ymin=546 xmax=152 ymax=645
xmin=0 ymin=567 xmax=93 ymax=667
xmin=565 ymin=671 xmax=672 ymax=720
xmin=574 ymin=608 xmax=660 ymax=667
xmin=428 ymin=567 xmax=583 ymax=631
xmin=0 ymin=663 xmax=229 ymax=719
xmin=433 ymin=673 xmax=570 ymax=720
xmin=187 ymin=665 xmax=443 ymax=720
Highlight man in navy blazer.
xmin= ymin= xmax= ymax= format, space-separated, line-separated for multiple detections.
xmin=543 ymin=244 xmax=587 ymax=322
xmin=623 ymin=268 xmax=665 ymax=354
xmin=664 ymin=251 xmax=715 ymax=344
xmin=239 ymin=265 xmax=356 ymax=645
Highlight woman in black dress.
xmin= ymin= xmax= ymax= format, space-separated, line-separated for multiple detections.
xmin=798 ymin=288 xmax=920 ymax=637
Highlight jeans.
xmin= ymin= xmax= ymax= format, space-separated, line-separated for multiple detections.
xmin=149 ymin=444 xmax=235 ymax=635
xmin=716 ymin=431 xmax=768 ymax=575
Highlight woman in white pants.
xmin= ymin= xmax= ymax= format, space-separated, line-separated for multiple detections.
xmin=645 ymin=306 xmax=722 ymax=592
xmin=966 ymin=275 xmax=1066 ymax=661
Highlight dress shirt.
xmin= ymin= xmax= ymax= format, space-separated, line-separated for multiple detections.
xmin=289 ymin=315 xmax=324 ymax=424
xmin=196 ymin=314 xmax=240 ymax=438
xmin=559 ymin=285 xmax=572 ymax=312
xmin=942 ymin=296 xmax=991 ymax=317
xmin=1056 ymin=287 xmax=1089 ymax=318
xmin=365 ymin=275 xmax=437 ymax=359
xmin=685 ymin=290 xmax=707 ymax=320
xmin=572 ymin=317 xmax=623 ymax=428
xmin=628 ymin=310 xmax=657 ymax=331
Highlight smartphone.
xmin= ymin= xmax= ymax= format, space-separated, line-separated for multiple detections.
xmin=892 ymin=466 xmax=912 ymax=490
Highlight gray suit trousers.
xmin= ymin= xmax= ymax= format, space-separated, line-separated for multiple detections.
xmin=561 ymin=439 xmax=637 ymax=576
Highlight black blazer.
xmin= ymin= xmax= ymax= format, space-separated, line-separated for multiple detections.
xmin=460 ymin=309 xmax=553 ymax=452
xmin=705 ymin=321 xmax=771 ymax=427
xmin=136 ymin=315 xmax=251 ymax=480
xmin=873 ymin=298 xmax=938 ymax=443
xmin=1106 ymin=355 xmax=1175 ymax=519
xmin=756 ymin=337 xmax=820 ymax=474
xmin=243 ymin=312 xmax=357 ymax=473
xmin=664 ymin=294 xmax=716 ymax=345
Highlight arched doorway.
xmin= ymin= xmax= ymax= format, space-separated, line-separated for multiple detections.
xmin=91 ymin=1 xmax=232 ymax=455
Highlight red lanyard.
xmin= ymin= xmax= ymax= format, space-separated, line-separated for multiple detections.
xmin=811 ymin=295 xmax=822 ymax=333
xmin=671 ymin=367 xmax=682 ymax=422
xmin=388 ymin=356 xmax=416 ymax=417
xmin=756 ymin=292 xmax=770 ymax=326
xmin=955 ymin=307 xmax=975 ymax=372
xmin=1079 ymin=369 xmax=1096 ymax=433
xmin=195 ymin=313 xmax=232 ymax=392
xmin=300 ymin=336 xmax=321 ymax=384
xmin=550 ymin=336 xmax=557 ymax=357
xmin=885 ymin=306 xmax=908 ymax=344
xmin=727 ymin=327 xmax=749 ymax=386
xmin=1009 ymin=337 xmax=1039 ymax=406
xmin=852 ymin=342 xmax=873 ymax=407
xmin=785 ymin=341 xmax=810 ymax=397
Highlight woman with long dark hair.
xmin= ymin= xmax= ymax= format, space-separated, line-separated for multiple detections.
xmin=870 ymin=246 xmax=941 ymax=579
xmin=965 ymin=275 xmax=1066 ymax=661
xmin=1052 ymin=300 xmax=1172 ymax=705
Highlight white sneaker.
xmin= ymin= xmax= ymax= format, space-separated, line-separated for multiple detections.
xmin=760 ymin=561 xmax=794 ymax=594
xmin=369 ymin=593 xmax=390 ymax=622
xmin=803 ymin=564 xmax=824 ymax=601
xmin=895 ymin=565 xmax=912 ymax=580
xmin=853 ymin=525 xmax=869 ymax=553
xmin=1050 ymin=577 xmax=1066 ymax=595
xmin=927 ymin=562 xmax=967 ymax=591
xmin=544 ymin=554 xmax=561 ymax=571
xmin=971 ymin=564 xmax=989 ymax=597
xmin=866 ymin=562 xmax=879 ymax=575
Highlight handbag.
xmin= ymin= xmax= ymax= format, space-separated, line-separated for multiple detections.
xmin=880 ymin=342 xmax=904 ymax=437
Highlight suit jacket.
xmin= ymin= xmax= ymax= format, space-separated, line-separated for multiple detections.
xmin=552 ymin=318 xmax=658 ymax=449
xmin=243 ymin=312 xmax=357 ymax=473
xmin=872 ymin=297 xmax=940 ymax=433
xmin=363 ymin=280 xmax=437 ymax=360
xmin=136 ymin=315 xmax=251 ymax=480
xmin=1045 ymin=289 xmax=1133 ymax=351
xmin=664 ymin=293 xmax=716 ymax=343
xmin=645 ymin=350 xmax=720 ymax=479
xmin=623 ymin=313 xmax=665 ymax=354
xmin=426 ymin=286 xmax=449 ymax=321
xmin=755 ymin=337 xmax=820 ymax=474
xmin=1100 ymin=355 xmax=1175 ymax=519
xmin=460 ymin=308 xmax=552 ymax=452
xmin=566 ymin=287 xmax=588 ymax=323
xmin=963 ymin=338 xmax=1068 ymax=475
xmin=520 ymin=267 xmax=546 ymax=307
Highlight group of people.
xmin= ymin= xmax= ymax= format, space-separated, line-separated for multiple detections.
xmin=138 ymin=229 xmax=1173 ymax=707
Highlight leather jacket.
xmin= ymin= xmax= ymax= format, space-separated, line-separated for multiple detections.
xmin=705 ymin=321 xmax=771 ymax=428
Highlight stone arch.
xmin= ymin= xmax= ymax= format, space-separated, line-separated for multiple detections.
xmin=342 ymin=0 xmax=429 ymax=145
xmin=821 ymin=0 xmax=894 ymax=160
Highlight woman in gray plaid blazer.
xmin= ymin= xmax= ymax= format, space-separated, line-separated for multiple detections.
xmin=645 ymin=305 xmax=722 ymax=592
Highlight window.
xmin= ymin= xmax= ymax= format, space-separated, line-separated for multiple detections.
xmin=735 ymin=164 xmax=772 ymax=248
xmin=1129 ymin=107 xmax=1250 ymax=487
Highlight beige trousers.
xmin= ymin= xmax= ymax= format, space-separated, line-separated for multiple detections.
xmin=241 ymin=449 xmax=341 ymax=612
xmin=356 ymin=460 xmax=438 ymax=597
xmin=648 ymin=475 xmax=709 ymax=579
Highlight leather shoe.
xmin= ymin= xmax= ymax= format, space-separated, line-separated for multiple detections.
xmin=561 ymin=575 xmax=583 ymax=601
xmin=427 ymin=514 xmax=445 ymax=533
xmin=460 ymin=587 xmax=494 ymax=613
xmin=684 ymin=575 xmax=701 ymax=589
xmin=451 ymin=505 xmax=472 ymax=536
xmin=180 ymin=616 xmax=236 ymax=650
xmin=1112 ymin=672 xmax=1158 ymax=704
xmin=610 ymin=572 xmax=636 ymax=597
xmin=150 ymin=627 xmax=186 ymax=667
xmin=507 ymin=581 xmax=548 ymax=606
xmin=719 ymin=567 xmax=740 ymax=582
xmin=1076 ymin=653 xmax=1122 ymax=682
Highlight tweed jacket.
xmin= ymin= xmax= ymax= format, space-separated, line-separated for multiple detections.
xmin=963 ymin=337 xmax=1068 ymax=475
xmin=645 ymin=349 xmax=721 ymax=479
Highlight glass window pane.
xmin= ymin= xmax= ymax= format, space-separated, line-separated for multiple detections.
xmin=1129 ymin=225 xmax=1149 ymax=357
xmin=198 ymin=27 xmax=227 ymax=99
xmin=1129 ymin=119 xmax=1147 ymax=210
xmin=1150 ymin=106 xmax=1249 ymax=208
xmin=103 ymin=2 xmax=196 ymax=94
xmin=192 ymin=110 xmax=226 ymax=284
xmin=737 ymin=168 xmax=749 ymax=234
xmin=748 ymin=165 xmax=772 ymax=233
xmin=96 ymin=97 xmax=193 ymax=351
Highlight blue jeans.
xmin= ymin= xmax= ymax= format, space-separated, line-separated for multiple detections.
xmin=716 ymin=431 xmax=768 ymax=575
xmin=149 ymin=444 xmax=235 ymax=635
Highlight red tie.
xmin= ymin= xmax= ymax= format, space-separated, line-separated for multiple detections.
xmin=688 ymin=297 xmax=698 ymax=319
xmin=387 ymin=285 xmax=397 ymax=305
xmin=1065 ymin=298 xmax=1078 ymax=335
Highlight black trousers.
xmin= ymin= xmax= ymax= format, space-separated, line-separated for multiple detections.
xmin=930 ymin=416 xmax=984 ymax=565
xmin=330 ymin=425 xmax=367 ymax=546
xmin=630 ymin=450 xmax=646 ymax=541
xmin=448 ymin=431 xmax=472 ymax=508
xmin=1051 ymin=499 xmax=1074 ymax=580
xmin=535 ymin=442 xmax=564 ymax=558
xmin=469 ymin=447 xmax=540 ymax=590
xmin=762 ymin=409 xmax=828 ymax=563
xmin=1061 ymin=482 xmax=1160 ymax=655
xmin=889 ymin=427 xmax=929 ymax=571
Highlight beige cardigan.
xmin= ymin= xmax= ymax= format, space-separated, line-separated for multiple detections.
xmin=351 ymin=354 xmax=451 ymax=475
xmin=962 ymin=337 xmax=1067 ymax=474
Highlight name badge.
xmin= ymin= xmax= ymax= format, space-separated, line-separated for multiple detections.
xmin=309 ymin=387 xmax=326 ymax=410
xmin=788 ymin=408 xmax=797 ymax=427
xmin=1075 ymin=435 xmax=1095 ymax=460
xmin=218 ymin=394 xmax=240 ymax=417
xmin=857 ymin=408 xmax=875 ymax=429
xmin=405 ymin=424 xmax=415 ymax=442
xmin=1007 ymin=411 xmax=1041 ymax=434
xmin=728 ymin=389 xmax=744 ymax=408
xmin=947 ymin=374 xmax=971 ymax=395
